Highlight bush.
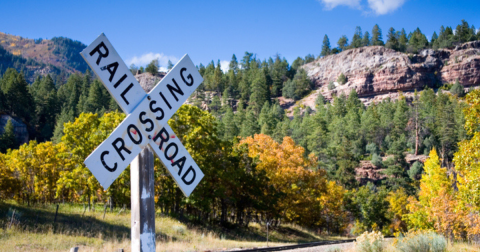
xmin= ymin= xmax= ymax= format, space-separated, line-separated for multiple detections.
xmin=371 ymin=153 xmax=383 ymax=167
xmin=366 ymin=143 xmax=379 ymax=155
xmin=337 ymin=73 xmax=347 ymax=85
xmin=328 ymin=81 xmax=335 ymax=90
xmin=355 ymin=231 xmax=384 ymax=252
xmin=394 ymin=230 xmax=447 ymax=252
xmin=450 ymin=79 xmax=465 ymax=97
xmin=146 ymin=59 xmax=159 ymax=75
xmin=408 ymin=161 xmax=423 ymax=180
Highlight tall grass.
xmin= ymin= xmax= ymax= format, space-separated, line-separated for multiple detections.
xmin=0 ymin=201 xmax=348 ymax=251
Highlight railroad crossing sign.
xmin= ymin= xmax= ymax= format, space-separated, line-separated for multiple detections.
xmin=80 ymin=33 xmax=204 ymax=197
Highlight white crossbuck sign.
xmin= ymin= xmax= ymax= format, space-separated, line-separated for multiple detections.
xmin=81 ymin=34 xmax=204 ymax=197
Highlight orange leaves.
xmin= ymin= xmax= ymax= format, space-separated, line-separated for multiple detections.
xmin=240 ymin=134 xmax=334 ymax=227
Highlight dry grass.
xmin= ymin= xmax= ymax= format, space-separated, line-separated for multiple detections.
xmin=0 ymin=201 xmax=347 ymax=251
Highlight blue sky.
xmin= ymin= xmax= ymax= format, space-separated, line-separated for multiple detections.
xmin=1 ymin=0 xmax=479 ymax=71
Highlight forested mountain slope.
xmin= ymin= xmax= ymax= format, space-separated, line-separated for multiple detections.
xmin=0 ymin=32 xmax=88 ymax=82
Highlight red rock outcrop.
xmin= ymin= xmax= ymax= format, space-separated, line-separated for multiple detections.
xmin=302 ymin=41 xmax=480 ymax=100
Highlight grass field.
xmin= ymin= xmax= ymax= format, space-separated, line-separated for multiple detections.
xmin=0 ymin=201 xmax=348 ymax=252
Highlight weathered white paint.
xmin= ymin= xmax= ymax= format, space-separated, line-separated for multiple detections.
xmin=140 ymin=232 xmax=155 ymax=252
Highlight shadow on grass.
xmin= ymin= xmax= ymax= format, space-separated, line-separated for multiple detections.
xmin=167 ymin=214 xmax=320 ymax=243
xmin=0 ymin=202 xmax=135 ymax=240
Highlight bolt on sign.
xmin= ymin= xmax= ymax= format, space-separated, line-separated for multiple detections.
xmin=81 ymin=33 xmax=204 ymax=197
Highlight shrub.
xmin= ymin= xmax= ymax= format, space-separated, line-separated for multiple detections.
xmin=328 ymin=81 xmax=335 ymax=90
xmin=450 ymin=79 xmax=465 ymax=97
xmin=337 ymin=73 xmax=347 ymax=85
xmin=371 ymin=153 xmax=383 ymax=167
xmin=394 ymin=230 xmax=447 ymax=252
xmin=355 ymin=231 xmax=384 ymax=252
xmin=366 ymin=143 xmax=379 ymax=155
xmin=408 ymin=161 xmax=423 ymax=180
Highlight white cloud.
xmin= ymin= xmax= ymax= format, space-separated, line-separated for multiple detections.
xmin=318 ymin=0 xmax=406 ymax=15
xmin=318 ymin=0 xmax=361 ymax=9
xmin=367 ymin=0 xmax=406 ymax=15
xmin=126 ymin=52 xmax=178 ymax=69
xmin=219 ymin=60 xmax=230 ymax=73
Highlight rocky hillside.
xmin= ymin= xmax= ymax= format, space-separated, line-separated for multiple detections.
xmin=302 ymin=41 xmax=480 ymax=102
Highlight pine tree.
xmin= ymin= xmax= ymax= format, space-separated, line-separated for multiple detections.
xmin=229 ymin=54 xmax=239 ymax=74
xmin=222 ymin=107 xmax=238 ymax=141
xmin=371 ymin=24 xmax=384 ymax=46
xmin=85 ymin=80 xmax=108 ymax=113
xmin=0 ymin=119 xmax=17 ymax=152
xmin=351 ymin=26 xmax=363 ymax=48
xmin=320 ymin=35 xmax=331 ymax=57
xmin=362 ymin=31 xmax=371 ymax=47
xmin=385 ymin=27 xmax=399 ymax=51
xmin=167 ymin=60 xmax=174 ymax=71
xmin=337 ymin=35 xmax=349 ymax=52
xmin=398 ymin=28 xmax=408 ymax=52
xmin=240 ymin=108 xmax=260 ymax=137
xmin=145 ymin=59 xmax=159 ymax=75
xmin=1 ymin=69 xmax=34 ymax=124
xmin=450 ymin=79 xmax=465 ymax=97
xmin=249 ymin=71 xmax=269 ymax=114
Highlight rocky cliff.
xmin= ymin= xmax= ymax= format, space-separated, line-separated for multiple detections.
xmin=302 ymin=41 xmax=480 ymax=100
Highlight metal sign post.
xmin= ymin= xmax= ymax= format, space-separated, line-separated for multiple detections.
xmin=80 ymin=33 xmax=204 ymax=251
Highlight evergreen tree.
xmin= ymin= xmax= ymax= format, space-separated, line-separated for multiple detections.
xmin=362 ymin=31 xmax=371 ymax=47
xmin=210 ymin=95 xmax=221 ymax=115
xmin=222 ymin=107 xmax=238 ymax=141
xmin=337 ymin=35 xmax=349 ymax=52
xmin=431 ymin=31 xmax=438 ymax=44
xmin=0 ymin=119 xmax=17 ymax=152
xmin=371 ymin=24 xmax=384 ymax=46
xmin=450 ymin=79 xmax=465 ymax=97
xmin=351 ymin=26 xmax=363 ymax=48
xmin=337 ymin=73 xmax=347 ymax=85
xmin=0 ymin=68 xmax=34 ymax=124
xmin=84 ymin=80 xmax=108 ymax=113
xmin=407 ymin=28 xmax=428 ymax=53
xmin=398 ymin=28 xmax=408 ymax=52
xmin=167 ymin=60 xmax=174 ymax=71
xmin=320 ymin=35 xmax=331 ymax=57
xmin=249 ymin=71 xmax=269 ymax=114
xmin=33 ymin=74 xmax=58 ymax=141
xmin=315 ymin=93 xmax=326 ymax=107
xmin=229 ymin=54 xmax=239 ymax=74
xmin=454 ymin=19 xmax=475 ymax=43
xmin=145 ymin=59 xmax=159 ymax=75
xmin=385 ymin=27 xmax=399 ymax=51
xmin=382 ymin=154 xmax=413 ymax=194
xmin=240 ymin=108 xmax=260 ymax=137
